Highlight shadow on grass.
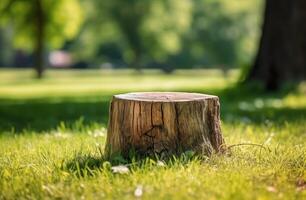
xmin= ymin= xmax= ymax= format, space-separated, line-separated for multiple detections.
xmin=215 ymin=84 xmax=306 ymax=124
xmin=63 ymin=150 xmax=200 ymax=178
xmin=0 ymin=85 xmax=305 ymax=133
xmin=0 ymin=97 xmax=111 ymax=133
xmin=63 ymin=154 xmax=106 ymax=177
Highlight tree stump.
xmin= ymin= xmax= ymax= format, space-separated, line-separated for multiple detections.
xmin=105 ymin=92 xmax=225 ymax=158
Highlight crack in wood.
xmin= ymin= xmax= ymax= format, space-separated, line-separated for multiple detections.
xmin=105 ymin=93 xmax=224 ymax=158
xmin=174 ymin=103 xmax=181 ymax=153
xmin=161 ymin=103 xmax=164 ymax=126
xmin=141 ymin=125 xmax=164 ymax=155
xmin=132 ymin=101 xmax=135 ymax=132
xmin=150 ymin=102 xmax=153 ymax=127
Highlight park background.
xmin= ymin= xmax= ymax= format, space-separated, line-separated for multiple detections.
xmin=0 ymin=0 xmax=305 ymax=199
xmin=0 ymin=0 xmax=262 ymax=75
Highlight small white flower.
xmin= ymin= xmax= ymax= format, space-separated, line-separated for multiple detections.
xmin=134 ymin=185 xmax=143 ymax=197
xmin=111 ymin=165 xmax=129 ymax=174
xmin=157 ymin=160 xmax=165 ymax=167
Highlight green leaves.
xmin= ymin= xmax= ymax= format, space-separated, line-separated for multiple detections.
xmin=93 ymin=0 xmax=193 ymax=64
xmin=0 ymin=0 xmax=84 ymax=50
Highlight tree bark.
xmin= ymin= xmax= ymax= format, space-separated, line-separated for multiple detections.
xmin=105 ymin=92 xmax=225 ymax=159
xmin=34 ymin=0 xmax=45 ymax=79
xmin=247 ymin=0 xmax=306 ymax=90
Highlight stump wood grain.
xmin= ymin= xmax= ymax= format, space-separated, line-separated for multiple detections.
xmin=105 ymin=92 xmax=225 ymax=158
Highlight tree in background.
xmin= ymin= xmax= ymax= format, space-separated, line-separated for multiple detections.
xmin=69 ymin=0 xmax=262 ymax=70
xmin=94 ymin=0 xmax=193 ymax=69
xmin=0 ymin=28 xmax=13 ymax=67
xmin=247 ymin=0 xmax=306 ymax=90
xmin=105 ymin=0 xmax=149 ymax=69
xmin=0 ymin=0 xmax=83 ymax=78
xmin=0 ymin=0 xmax=263 ymax=72
xmin=170 ymin=0 xmax=262 ymax=70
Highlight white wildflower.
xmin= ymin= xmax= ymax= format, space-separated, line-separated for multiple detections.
xmin=157 ymin=161 xmax=165 ymax=167
xmin=134 ymin=185 xmax=143 ymax=197
xmin=111 ymin=165 xmax=129 ymax=174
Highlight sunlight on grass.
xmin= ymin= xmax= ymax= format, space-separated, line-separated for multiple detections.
xmin=0 ymin=122 xmax=305 ymax=199
xmin=0 ymin=69 xmax=305 ymax=199
xmin=0 ymin=69 xmax=238 ymax=99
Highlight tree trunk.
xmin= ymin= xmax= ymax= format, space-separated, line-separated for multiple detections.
xmin=247 ymin=0 xmax=306 ymax=90
xmin=105 ymin=92 xmax=225 ymax=159
xmin=34 ymin=0 xmax=45 ymax=79
xmin=131 ymin=50 xmax=142 ymax=72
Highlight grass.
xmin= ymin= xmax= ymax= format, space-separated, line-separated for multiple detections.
xmin=0 ymin=69 xmax=305 ymax=199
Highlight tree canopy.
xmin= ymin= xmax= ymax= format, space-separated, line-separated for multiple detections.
xmin=0 ymin=0 xmax=263 ymax=73
xmin=92 ymin=0 xmax=193 ymax=68
xmin=0 ymin=0 xmax=83 ymax=77
xmin=0 ymin=0 xmax=83 ymax=50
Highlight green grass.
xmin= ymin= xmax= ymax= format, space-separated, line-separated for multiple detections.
xmin=0 ymin=69 xmax=305 ymax=199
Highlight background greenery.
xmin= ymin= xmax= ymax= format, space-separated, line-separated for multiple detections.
xmin=0 ymin=0 xmax=263 ymax=70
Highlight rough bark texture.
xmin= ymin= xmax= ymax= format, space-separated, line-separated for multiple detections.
xmin=247 ymin=0 xmax=306 ymax=90
xmin=105 ymin=92 xmax=225 ymax=158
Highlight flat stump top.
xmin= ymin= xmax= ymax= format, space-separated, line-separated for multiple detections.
xmin=114 ymin=92 xmax=217 ymax=102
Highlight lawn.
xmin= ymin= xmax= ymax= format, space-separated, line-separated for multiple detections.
xmin=0 ymin=69 xmax=305 ymax=199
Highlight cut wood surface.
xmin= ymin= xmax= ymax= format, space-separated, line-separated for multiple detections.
xmin=105 ymin=92 xmax=225 ymax=158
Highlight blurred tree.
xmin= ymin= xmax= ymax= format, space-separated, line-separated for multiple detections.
xmin=247 ymin=0 xmax=306 ymax=90
xmin=95 ymin=0 xmax=193 ymax=70
xmin=171 ymin=0 xmax=262 ymax=69
xmin=0 ymin=0 xmax=83 ymax=78
xmin=0 ymin=28 xmax=13 ymax=67
xmin=66 ymin=0 xmax=262 ymax=70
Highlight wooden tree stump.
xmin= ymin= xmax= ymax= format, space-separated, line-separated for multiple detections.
xmin=105 ymin=92 xmax=225 ymax=158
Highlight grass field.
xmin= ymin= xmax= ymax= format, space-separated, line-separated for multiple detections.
xmin=0 ymin=69 xmax=305 ymax=199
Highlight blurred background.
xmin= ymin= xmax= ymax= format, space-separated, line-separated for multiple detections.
xmin=0 ymin=0 xmax=305 ymax=132
xmin=0 ymin=0 xmax=263 ymax=75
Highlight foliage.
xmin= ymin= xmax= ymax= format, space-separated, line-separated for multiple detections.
xmin=170 ymin=0 xmax=263 ymax=68
xmin=92 ymin=0 xmax=193 ymax=66
xmin=0 ymin=0 xmax=83 ymax=51
xmin=76 ymin=0 xmax=262 ymax=68
xmin=0 ymin=69 xmax=305 ymax=198
xmin=0 ymin=0 xmax=263 ymax=69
